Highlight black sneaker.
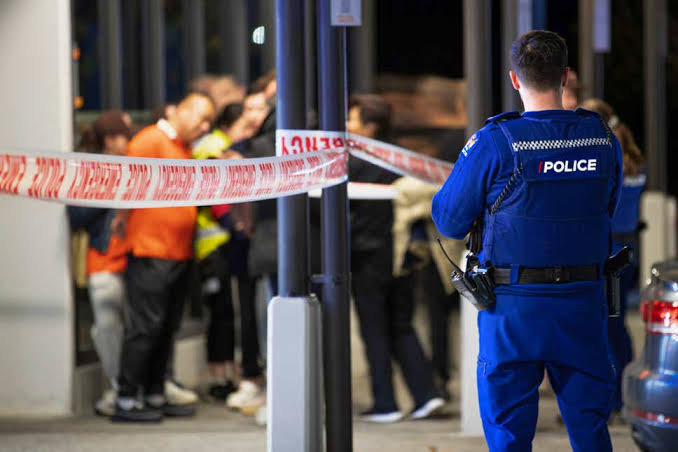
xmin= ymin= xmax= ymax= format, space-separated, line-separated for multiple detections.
xmin=162 ymin=403 xmax=196 ymax=417
xmin=111 ymin=400 xmax=163 ymax=423
xmin=146 ymin=394 xmax=196 ymax=418
xmin=208 ymin=381 xmax=236 ymax=401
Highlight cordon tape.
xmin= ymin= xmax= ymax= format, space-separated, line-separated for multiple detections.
xmin=0 ymin=130 xmax=453 ymax=208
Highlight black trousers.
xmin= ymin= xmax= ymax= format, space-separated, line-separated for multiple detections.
xmin=236 ymin=274 xmax=262 ymax=378
xmin=118 ymin=256 xmax=191 ymax=398
xmin=419 ymin=261 xmax=456 ymax=384
xmin=227 ymin=237 xmax=262 ymax=378
xmin=352 ymin=248 xmax=438 ymax=412
xmin=199 ymin=245 xmax=235 ymax=363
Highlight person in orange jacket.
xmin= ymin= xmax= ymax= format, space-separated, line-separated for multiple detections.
xmin=113 ymin=93 xmax=215 ymax=422
xmin=68 ymin=110 xmax=132 ymax=416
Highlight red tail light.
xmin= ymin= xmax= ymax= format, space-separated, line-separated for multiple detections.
xmin=641 ymin=300 xmax=678 ymax=334
xmin=630 ymin=408 xmax=678 ymax=425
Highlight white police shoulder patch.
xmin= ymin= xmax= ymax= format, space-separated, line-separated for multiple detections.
xmin=461 ymin=133 xmax=479 ymax=157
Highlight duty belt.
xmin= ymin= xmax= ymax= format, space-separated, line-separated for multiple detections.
xmin=492 ymin=264 xmax=600 ymax=285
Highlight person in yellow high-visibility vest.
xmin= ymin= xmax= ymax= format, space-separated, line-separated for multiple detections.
xmin=192 ymin=101 xmax=260 ymax=402
xmin=193 ymin=128 xmax=237 ymax=400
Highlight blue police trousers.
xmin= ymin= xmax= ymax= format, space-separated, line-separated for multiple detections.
xmin=477 ymin=284 xmax=616 ymax=452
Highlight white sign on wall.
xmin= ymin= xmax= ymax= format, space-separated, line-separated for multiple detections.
xmin=331 ymin=0 xmax=362 ymax=26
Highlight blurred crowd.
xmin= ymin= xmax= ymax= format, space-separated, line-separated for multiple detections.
xmin=67 ymin=67 xmax=645 ymax=426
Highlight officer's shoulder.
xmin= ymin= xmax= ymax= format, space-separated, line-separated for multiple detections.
xmin=574 ymin=107 xmax=602 ymax=119
xmin=484 ymin=110 xmax=521 ymax=125
xmin=460 ymin=121 xmax=507 ymax=158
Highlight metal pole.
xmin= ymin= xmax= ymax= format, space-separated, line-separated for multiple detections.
xmin=501 ymin=0 xmax=521 ymax=112
xmin=304 ymin=0 xmax=317 ymax=127
xmin=579 ymin=0 xmax=595 ymax=100
xmin=182 ymin=0 xmax=206 ymax=83
xmin=268 ymin=2 xmax=320 ymax=450
xmin=347 ymin=0 xmax=375 ymax=93
xmin=219 ymin=0 xmax=249 ymax=84
xmin=276 ymin=0 xmax=310 ymax=297
xmin=317 ymin=0 xmax=352 ymax=450
xmin=97 ymin=0 xmax=123 ymax=108
xmin=461 ymin=0 xmax=492 ymax=436
xmin=141 ymin=0 xmax=166 ymax=108
xmin=644 ymin=0 xmax=667 ymax=192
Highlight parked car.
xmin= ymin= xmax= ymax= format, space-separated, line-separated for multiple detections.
xmin=623 ymin=260 xmax=678 ymax=452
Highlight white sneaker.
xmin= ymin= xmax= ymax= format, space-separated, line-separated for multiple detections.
xmin=240 ymin=392 xmax=266 ymax=416
xmin=359 ymin=409 xmax=404 ymax=423
xmin=410 ymin=397 xmax=445 ymax=420
xmin=165 ymin=380 xmax=198 ymax=405
xmin=226 ymin=380 xmax=262 ymax=410
xmin=255 ymin=404 xmax=267 ymax=426
xmin=95 ymin=389 xmax=117 ymax=417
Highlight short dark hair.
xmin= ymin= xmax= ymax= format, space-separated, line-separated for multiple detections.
xmin=510 ymin=30 xmax=568 ymax=91
xmin=215 ymin=102 xmax=243 ymax=129
xmin=349 ymin=94 xmax=392 ymax=140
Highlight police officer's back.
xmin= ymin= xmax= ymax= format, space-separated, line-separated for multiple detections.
xmin=432 ymin=31 xmax=622 ymax=452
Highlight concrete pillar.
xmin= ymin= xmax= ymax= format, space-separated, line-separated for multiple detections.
xmin=0 ymin=0 xmax=74 ymax=416
xmin=501 ymin=0 xmax=531 ymax=112
xmin=580 ymin=0 xmax=611 ymax=100
xmin=141 ymin=0 xmax=166 ymax=108
xmin=183 ymin=0 xmax=206 ymax=84
xmin=644 ymin=0 xmax=667 ymax=192
xmin=347 ymin=0 xmax=375 ymax=93
xmin=579 ymin=0 xmax=595 ymax=100
xmin=260 ymin=0 xmax=276 ymax=72
xmin=97 ymin=0 xmax=123 ymax=108
xmin=218 ymin=0 xmax=249 ymax=84
xmin=462 ymin=0 xmax=493 ymax=436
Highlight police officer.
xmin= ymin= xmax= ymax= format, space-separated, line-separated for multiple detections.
xmin=432 ymin=31 xmax=623 ymax=451
xmin=580 ymin=98 xmax=647 ymax=417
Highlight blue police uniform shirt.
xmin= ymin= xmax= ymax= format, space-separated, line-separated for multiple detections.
xmin=432 ymin=109 xmax=624 ymax=373
xmin=433 ymin=109 xmax=623 ymax=247
xmin=611 ymin=173 xmax=646 ymax=235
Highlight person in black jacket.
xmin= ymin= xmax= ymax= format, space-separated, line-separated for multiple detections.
xmin=347 ymin=95 xmax=443 ymax=423
xmin=225 ymin=72 xmax=277 ymax=413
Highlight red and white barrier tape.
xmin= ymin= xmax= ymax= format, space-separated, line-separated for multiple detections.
xmin=348 ymin=134 xmax=453 ymax=186
xmin=276 ymin=129 xmax=453 ymax=185
xmin=308 ymin=182 xmax=399 ymax=200
xmin=0 ymin=148 xmax=347 ymax=208
xmin=0 ymin=130 xmax=452 ymax=207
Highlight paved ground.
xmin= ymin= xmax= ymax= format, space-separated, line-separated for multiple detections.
xmin=0 ymin=309 xmax=644 ymax=451
xmin=0 ymin=398 xmax=638 ymax=452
